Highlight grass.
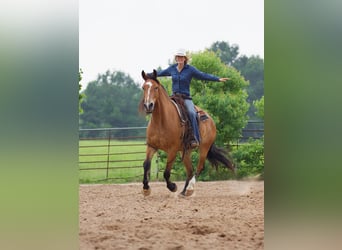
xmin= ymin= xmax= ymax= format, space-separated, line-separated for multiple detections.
xmin=78 ymin=138 xmax=262 ymax=184
xmin=79 ymin=139 xmax=164 ymax=184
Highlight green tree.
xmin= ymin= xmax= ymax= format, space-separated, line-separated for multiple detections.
xmin=208 ymin=41 xmax=264 ymax=120
xmin=79 ymin=70 xmax=146 ymax=131
xmin=234 ymin=55 xmax=264 ymax=118
xmin=192 ymin=50 xmax=249 ymax=145
xmin=209 ymin=41 xmax=240 ymax=65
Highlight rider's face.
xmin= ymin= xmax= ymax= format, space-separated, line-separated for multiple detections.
xmin=175 ymin=56 xmax=186 ymax=63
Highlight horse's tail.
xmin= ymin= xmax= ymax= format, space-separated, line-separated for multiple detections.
xmin=207 ymin=144 xmax=235 ymax=173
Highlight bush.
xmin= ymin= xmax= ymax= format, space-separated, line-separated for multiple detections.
xmin=156 ymin=137 xmax=264 ymax=181
xmin=232 ymin=137 xmax=264 ymax=179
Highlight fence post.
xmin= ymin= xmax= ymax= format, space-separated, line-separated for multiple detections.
xmin=106 ymin=129 xmax=111 ymax=180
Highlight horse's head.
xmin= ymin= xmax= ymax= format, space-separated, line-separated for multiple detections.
xmin=140 ymin=69 xmax=161 ymax=114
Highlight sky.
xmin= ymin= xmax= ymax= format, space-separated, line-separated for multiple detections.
xmin=79 ymin=0 xmax=264 ymax=89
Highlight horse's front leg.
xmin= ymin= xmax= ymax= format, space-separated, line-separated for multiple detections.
xmin=142 ymin=146 xmax=156 ymax=196
xmin=164 ymin=151 xmax=178 ymax=192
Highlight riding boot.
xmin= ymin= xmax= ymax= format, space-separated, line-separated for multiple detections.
xmin=190 ymin=133 xmax=199 ymax=148
xmin=190 ymin=139 xmax=199 ymax=148
xmin=187 ymin=128 xmax=199 ymax=149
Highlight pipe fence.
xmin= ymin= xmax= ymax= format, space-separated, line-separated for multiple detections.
xmin=79 ymin=121 xmax=263 ymax=183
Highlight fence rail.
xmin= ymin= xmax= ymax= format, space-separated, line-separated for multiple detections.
xmin=79 ymin=121 xmax=263 ymax=183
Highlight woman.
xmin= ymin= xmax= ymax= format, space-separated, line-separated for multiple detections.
xmin=152 ymin=49 xmax=229 ymax=148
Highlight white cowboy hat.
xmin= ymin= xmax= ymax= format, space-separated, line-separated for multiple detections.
xmin=174 ymin=48 xmax=186 ymax=57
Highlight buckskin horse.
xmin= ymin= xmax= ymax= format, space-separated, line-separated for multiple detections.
xmin=139 ymin=70 xmax=235 ymax=196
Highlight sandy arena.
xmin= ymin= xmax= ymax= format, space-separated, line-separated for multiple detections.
xmin=79 ymin=180 xmax=264 ymax=250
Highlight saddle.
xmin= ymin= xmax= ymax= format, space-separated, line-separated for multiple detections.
xmin=170 ymin=94 xmax=209 ymax=152
xmin=170 ymin=94 xmax=209 ymax=123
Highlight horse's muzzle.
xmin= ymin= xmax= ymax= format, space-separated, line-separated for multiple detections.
xmin=144 ymin=102 xmax=154 ymax=113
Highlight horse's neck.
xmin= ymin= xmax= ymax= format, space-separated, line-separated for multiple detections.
xmin=152 ymin=93 xmax=176 ymax=127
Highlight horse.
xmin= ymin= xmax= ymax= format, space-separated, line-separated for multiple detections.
xmin=139 ymin=69 xmax=235 ymax=196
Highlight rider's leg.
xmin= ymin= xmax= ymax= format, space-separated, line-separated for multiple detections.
xmin=184 ymin=99 xmax=200 ymax=145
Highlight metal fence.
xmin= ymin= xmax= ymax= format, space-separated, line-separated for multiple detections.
xmin=231 ymin=120 xmax=264 ymax=148
xmin=79 ymin=127 xmax=149 ymax=183
xmin=79 ymin=121 xmax=263 ymax=183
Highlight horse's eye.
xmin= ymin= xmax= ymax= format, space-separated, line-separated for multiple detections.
xmin=154 ymin=87 xmax=158 ymax=90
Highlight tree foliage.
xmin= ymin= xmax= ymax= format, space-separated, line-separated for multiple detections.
xmin=209 ymin=41 xmax=239 ymax=65
xmin=191 ymin=51 xmax=249 ymax=145
xmin=253 ymin=95 xmax=264 ymax=119
xmin=208 ymin=41 xmax=264 ymax=120
xmin=234 ymin=55 xmax=264 ymax=107
xmin=79 ymin=70 xmax=146 ymax=129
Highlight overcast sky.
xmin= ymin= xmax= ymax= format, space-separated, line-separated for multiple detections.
xmin=80 ymin=0 xmax=264 ymax=88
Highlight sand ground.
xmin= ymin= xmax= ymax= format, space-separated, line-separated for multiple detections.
xmin=79 ymin=180 xmax=264 ymax=250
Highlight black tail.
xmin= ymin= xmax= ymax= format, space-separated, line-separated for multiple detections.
xmin=207 ymin=144 xmax=235 ymax=172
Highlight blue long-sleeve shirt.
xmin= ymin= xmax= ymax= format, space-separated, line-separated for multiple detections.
xmin=156 ymin=64 xmax=220 ymax=96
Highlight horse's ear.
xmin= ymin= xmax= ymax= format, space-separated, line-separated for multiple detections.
xmin=141 ymin=70 xmax=147 ymax=80
xmin=153 ymin=69 xmax=157 ymax=79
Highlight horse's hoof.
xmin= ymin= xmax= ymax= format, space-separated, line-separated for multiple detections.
xmin=178 ymin=191 xmax=186 ymax=197
xmin=185 ymin=189 xmax=194 ymax=196
xmin=142 ymin=188 xmax=151 ymax=196
xmin=168 ymin=183 xmax=177 ymax=192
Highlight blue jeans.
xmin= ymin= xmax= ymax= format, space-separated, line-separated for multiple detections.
xmin=184 ymin=99 xmax=200 ymax=142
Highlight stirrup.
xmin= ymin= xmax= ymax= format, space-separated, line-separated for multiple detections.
xmin=190 ymin=140 xmax=199 ymax=148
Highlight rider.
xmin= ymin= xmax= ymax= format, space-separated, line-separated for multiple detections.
xmin=152 ymin=49 xmax=229 ymax=148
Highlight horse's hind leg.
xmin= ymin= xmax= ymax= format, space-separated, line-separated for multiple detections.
xmin=181 ymin=146 xmax=210 ymax=196
xmin=180 ymin=153 xmax=194 ymax=196
xmin=142 ymin=146 xmax=156 ymax=196
xmin=164 ymin=151 xmax=178 ymax=192
xmin=195 ymin=147 xmax=209 ymax=178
